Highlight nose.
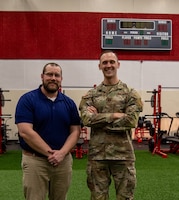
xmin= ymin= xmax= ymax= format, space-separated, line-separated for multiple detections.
xmin=51 ymin=74 xmax=56 ymax=78
xmin=106 ymin=61 xmax=112 ymax=67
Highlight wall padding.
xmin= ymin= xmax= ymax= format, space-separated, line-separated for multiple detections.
xmin=0 ymin=12 xmax=178 ymax=60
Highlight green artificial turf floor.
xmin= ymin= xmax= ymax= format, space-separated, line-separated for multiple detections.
xmin=0 ymin=150 xmax=179 ymax=200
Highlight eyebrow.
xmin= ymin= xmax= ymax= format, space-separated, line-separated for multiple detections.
xmin=102 ymin=60 xmax=116 ymax=64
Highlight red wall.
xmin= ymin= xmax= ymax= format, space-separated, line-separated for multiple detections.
xmin=0 ymin=12 xmax=178 ymax=60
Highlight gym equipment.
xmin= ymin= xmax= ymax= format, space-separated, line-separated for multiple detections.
xmin=146 ymin=87 xmax=168 ymax=157
xmin=147 ymin=85 xmax=179 ymax=158
xmin=161 ymin=112 xmax=179 ymax=154
xmin=72 ymin=127 xmax=88 ymax=159
xmin=0 ymin=88 xmax=11 ymax=154
xmin=135 ymin=89 xmax=158 ymax=143
xmin=134 ymin=116 xmax=154 ymax=143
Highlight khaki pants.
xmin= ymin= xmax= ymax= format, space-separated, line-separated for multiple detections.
xmin=21 ymin=153 xmax=72 ymax=200
xmin=87 ymin=160 xmax=136 ymax=200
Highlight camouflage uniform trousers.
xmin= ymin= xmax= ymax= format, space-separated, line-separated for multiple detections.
xmin=87 ymin=160 xmax=136 ymax=200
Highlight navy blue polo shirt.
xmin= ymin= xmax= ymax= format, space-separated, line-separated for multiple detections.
xmin=15 ymin=86 xmax=81 ymax=153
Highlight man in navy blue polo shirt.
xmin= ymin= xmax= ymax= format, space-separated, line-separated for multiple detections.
xmin=15 ymin=62 xmax=81 ymax=200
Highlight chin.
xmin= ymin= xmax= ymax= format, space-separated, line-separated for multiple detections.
xmin=48 ymin=87 xmax=58 ymax=93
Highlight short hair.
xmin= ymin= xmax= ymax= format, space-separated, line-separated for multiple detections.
xmin=99 ymin=50 xmax=118 ymax=60
xmin=42 ymin=62 xmax=62 ymax=74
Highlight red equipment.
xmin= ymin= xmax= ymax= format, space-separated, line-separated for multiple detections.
xmin=73 ymin=127 xmax=88 ymax=159
xmin=134 ymin=116 xmax=152 ymax=143
xmin=148 ymin=85 xmax=179 ymax=158
xmin=149 ymin=85 xmax=168 ymax=158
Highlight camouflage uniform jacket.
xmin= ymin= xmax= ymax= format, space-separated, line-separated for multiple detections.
xmin=79 ymin=81 xmax=143 ymax=161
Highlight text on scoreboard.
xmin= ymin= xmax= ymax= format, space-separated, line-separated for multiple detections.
xmin=101 ymin=18 xmax=172 ymax=50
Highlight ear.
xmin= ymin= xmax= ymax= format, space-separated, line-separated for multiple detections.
xmin=117 ymin=61 xmax=120 ymax=69
xmin=98 ymin=63 xmax=102 ymax=70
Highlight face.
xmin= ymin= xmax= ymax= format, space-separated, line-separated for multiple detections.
xmin=98 ymin=52 xmax=120 ymax=79
xmin=41 ymin=64 xmax=62 ymax=94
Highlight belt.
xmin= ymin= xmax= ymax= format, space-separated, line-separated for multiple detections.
xmin=23 ymin=150 xmax=47 ymax=158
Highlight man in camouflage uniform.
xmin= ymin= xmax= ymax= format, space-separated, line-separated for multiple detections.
xmin=79 ymin=50 xmax=143 ymax=200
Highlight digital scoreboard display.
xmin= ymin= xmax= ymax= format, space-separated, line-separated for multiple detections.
xmin=101 ymin=18 xmax=172 ymax=50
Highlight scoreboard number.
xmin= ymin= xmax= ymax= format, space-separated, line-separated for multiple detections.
xmin=101 ymin=18 xmax=172 ymax=50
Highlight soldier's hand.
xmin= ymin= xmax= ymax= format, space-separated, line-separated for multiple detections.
xmin=87 ymin=106 xmax=98 ymax=114
xmin=112 ymin=113 xmax=127 ymax=120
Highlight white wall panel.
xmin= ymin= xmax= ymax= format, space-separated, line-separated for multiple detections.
xmin=142 ymin=61 xmax=179 ymax=90
xmin=0 ymin=60 xmax=142 ymax=90
xmin=0 ymin=0 xmax=179 ymax=14
xmin=1 ymin=60 xmax=179 ymax=91
xmin=133 ymin=0 xmax=179 ymax=14
xmin=119 ymin=61 xmax=142 ymax=90
xmin=0 ymin=60 xmax=25 ymax=89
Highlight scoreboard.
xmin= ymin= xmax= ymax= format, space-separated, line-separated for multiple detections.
xmin=101 ymin=18 xmax=172 ymax=50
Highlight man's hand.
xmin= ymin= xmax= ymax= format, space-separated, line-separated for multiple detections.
xmin=87 ymin=106 xmax=98 ymax=114
xmin=47 ymin=150 xmax=66 ymax=166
